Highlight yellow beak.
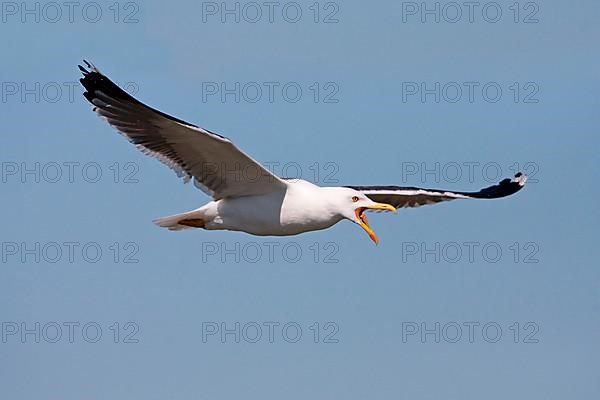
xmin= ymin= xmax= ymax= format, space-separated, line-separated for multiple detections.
xmin=355 ymin=203 xmax=397 ymax=245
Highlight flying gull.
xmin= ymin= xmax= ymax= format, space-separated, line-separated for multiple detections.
xmin=79 ymin=61 xmax=527 ymax=244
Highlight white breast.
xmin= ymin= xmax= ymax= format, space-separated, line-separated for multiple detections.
xmin=205 ymin=179 xmax=343 ymax=236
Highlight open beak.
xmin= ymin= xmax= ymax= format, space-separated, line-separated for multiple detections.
xmin=355 ymin=203 xmax=397 ymax=245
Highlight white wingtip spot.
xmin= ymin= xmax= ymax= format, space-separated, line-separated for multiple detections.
xmin=513 ymin=173 xmax=528 ymax=186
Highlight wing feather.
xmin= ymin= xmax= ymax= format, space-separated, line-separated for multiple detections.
xmin=79 ymin=61 xmax=285 ymax=199
xmin=347 ymin=173 xmax=527 ymax=209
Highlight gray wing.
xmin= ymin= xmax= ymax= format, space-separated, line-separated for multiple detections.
xmin=347 ymin=173 xmax=527 ymax=209
xmin=79 ymin=61 xmax=285 ymax=199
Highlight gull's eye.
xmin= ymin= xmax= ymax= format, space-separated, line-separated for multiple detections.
xmin=352 ymin=196 xmax=359 ymax=202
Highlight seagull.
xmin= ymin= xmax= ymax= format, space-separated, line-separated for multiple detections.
xmin=78 ymin=61 xmax=527 ymax=245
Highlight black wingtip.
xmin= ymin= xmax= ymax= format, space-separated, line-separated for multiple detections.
xmin=78 ymin=60 xmax=138 ymax=106
xmin=473 ymin=172 xmax=527 ymax=199
xmin=512 ymin=172 xmax=528 ymax=187
xmin=77 ymin=61 xmax=205 ymax=130
xmin=78 ymin=60 xmax=99 ymax=76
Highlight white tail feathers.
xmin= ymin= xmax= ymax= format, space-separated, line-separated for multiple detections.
xmin=153 ymin=210 xmax=205 ymax=231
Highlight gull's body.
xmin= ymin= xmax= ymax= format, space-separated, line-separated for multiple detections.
xmin=159 ymin=180 xmax=350 ymax=236
xmin=79 ymin=61 xmax=527 ymax=244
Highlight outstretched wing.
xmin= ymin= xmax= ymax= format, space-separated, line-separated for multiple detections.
xmin=347 ymin=173 xmax=527 ymax=209
xmin=79 ymin=61 xmax=285 ymax=199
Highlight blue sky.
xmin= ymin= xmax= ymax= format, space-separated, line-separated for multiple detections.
xmin=1 ymin=0 xmax=599 ymax=398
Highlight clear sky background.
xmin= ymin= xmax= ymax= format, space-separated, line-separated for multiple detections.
xmin=1 ymin=0 xmax=599 ymax=398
